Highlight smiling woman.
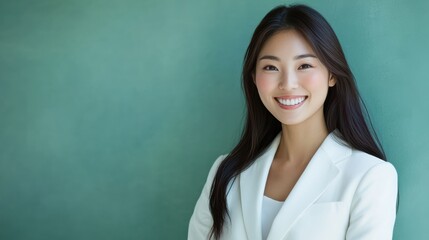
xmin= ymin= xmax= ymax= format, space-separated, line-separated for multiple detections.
xmin=255 ymin=30 xmax=336 ymax=126
xmin=188 ymin=4 xmax=398 ymax=240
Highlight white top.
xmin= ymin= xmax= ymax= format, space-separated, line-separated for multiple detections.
xmin=261 ymin=195 xmax=284 ymax=240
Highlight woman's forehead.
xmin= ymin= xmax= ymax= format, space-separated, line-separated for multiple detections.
xmin=258 ymin=30 xmax=316 ymax=59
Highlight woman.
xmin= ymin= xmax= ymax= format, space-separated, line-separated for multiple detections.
xmin=189 ymin=4 xmax=398 ymax=240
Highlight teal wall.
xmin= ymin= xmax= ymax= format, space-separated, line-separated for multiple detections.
xmin=1 ymin=0 xmax=427 ymax=239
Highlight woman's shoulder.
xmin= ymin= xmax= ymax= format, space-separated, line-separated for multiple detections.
xmin=341 ymin=149 xmax=397 ymax=182
xmin=211 ymin=154 xmax=228 ymax=169
xmin=204 ymin=154 xmax=228 ymax=182
xmin=327 ymin=131 xmax=397 ymax=179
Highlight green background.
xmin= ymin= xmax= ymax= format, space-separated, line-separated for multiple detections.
xmin=1 ymin=0 xmax=427 ymax=239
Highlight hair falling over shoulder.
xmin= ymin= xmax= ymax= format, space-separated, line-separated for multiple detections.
xmin=208 ymin=4 xmax=386 ymax=239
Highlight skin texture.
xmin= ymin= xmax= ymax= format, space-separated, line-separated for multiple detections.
xmin=254 ymin=29 xmax=337 ymax=201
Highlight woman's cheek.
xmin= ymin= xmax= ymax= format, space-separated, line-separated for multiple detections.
xmin=303 ymin=73 xmax=326 ymax=88
xmin=255 ymin=73 xmax=276 ymax=92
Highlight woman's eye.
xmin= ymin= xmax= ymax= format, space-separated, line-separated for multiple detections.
xmin=263 ymin=65 xmax=278 ymax=71
xmin=298 ymin=64 xmax=312 ymax=70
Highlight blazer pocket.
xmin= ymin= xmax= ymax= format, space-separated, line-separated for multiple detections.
xmin=308 ymin=201 xmax=345 ymax=210
xmin=286 ymin=202 xmax=348 ymax=239
xmin=304 ymin=201 xmax=347 ymax=220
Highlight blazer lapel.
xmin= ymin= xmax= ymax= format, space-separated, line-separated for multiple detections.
xmin=240 ymin=134 xmax=281 ymax=240
xmin=267 ymin=132 xmax=351 ymax=240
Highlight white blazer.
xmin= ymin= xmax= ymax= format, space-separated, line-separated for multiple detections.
xmin=188 ymin=131 xmax=398 ymax=240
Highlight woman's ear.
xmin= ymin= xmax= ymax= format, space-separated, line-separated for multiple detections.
xmin=252 ymin=72 xmax=256 ymax=84
xmin=328 ymin=74 xmax=336 ymax=87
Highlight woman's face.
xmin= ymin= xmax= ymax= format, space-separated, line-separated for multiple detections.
xmin=254 ymin=29 xmax=336 ymax=127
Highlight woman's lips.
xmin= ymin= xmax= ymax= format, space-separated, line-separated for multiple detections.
xmin=275 ymin=96 xmax=307 ymax=109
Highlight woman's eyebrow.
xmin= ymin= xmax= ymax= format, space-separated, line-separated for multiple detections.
xmin=294 ymin=53 xmax=317 ymax=60
xmin=258 ymin=55 xmax=280 ymax=61
xmin=258 ymin=53 xmax=317 ymax=61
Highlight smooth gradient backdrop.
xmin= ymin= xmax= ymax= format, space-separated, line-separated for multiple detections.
xmin=1 ymin=0 xmax=428 ymax=239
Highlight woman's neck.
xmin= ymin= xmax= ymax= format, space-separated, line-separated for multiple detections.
xmin=276 ymin=120 xmax=329 ymax=166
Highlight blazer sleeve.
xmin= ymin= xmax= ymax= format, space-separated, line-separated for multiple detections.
xmin=188 ymin=155 xmax=226 ymax=240
xmin=346 ymin=161 xmax=398 ymax=240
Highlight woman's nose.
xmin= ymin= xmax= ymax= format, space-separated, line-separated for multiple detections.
xmin=279 ymin=71 xmax=299 ymax=90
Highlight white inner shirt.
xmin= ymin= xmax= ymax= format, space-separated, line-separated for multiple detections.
xmin=261 ymin=195 xmax=284 ymax=240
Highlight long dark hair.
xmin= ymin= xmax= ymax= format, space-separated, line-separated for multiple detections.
xmin=209 ymin=4 xmax=386 ymax=239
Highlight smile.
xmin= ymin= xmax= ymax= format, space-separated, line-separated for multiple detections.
xmin=276 ymin=96 xmax=306 ymax=106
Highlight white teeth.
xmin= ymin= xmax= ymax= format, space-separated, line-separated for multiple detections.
xmin=277 ymin=97 xmax=305 ymax=106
